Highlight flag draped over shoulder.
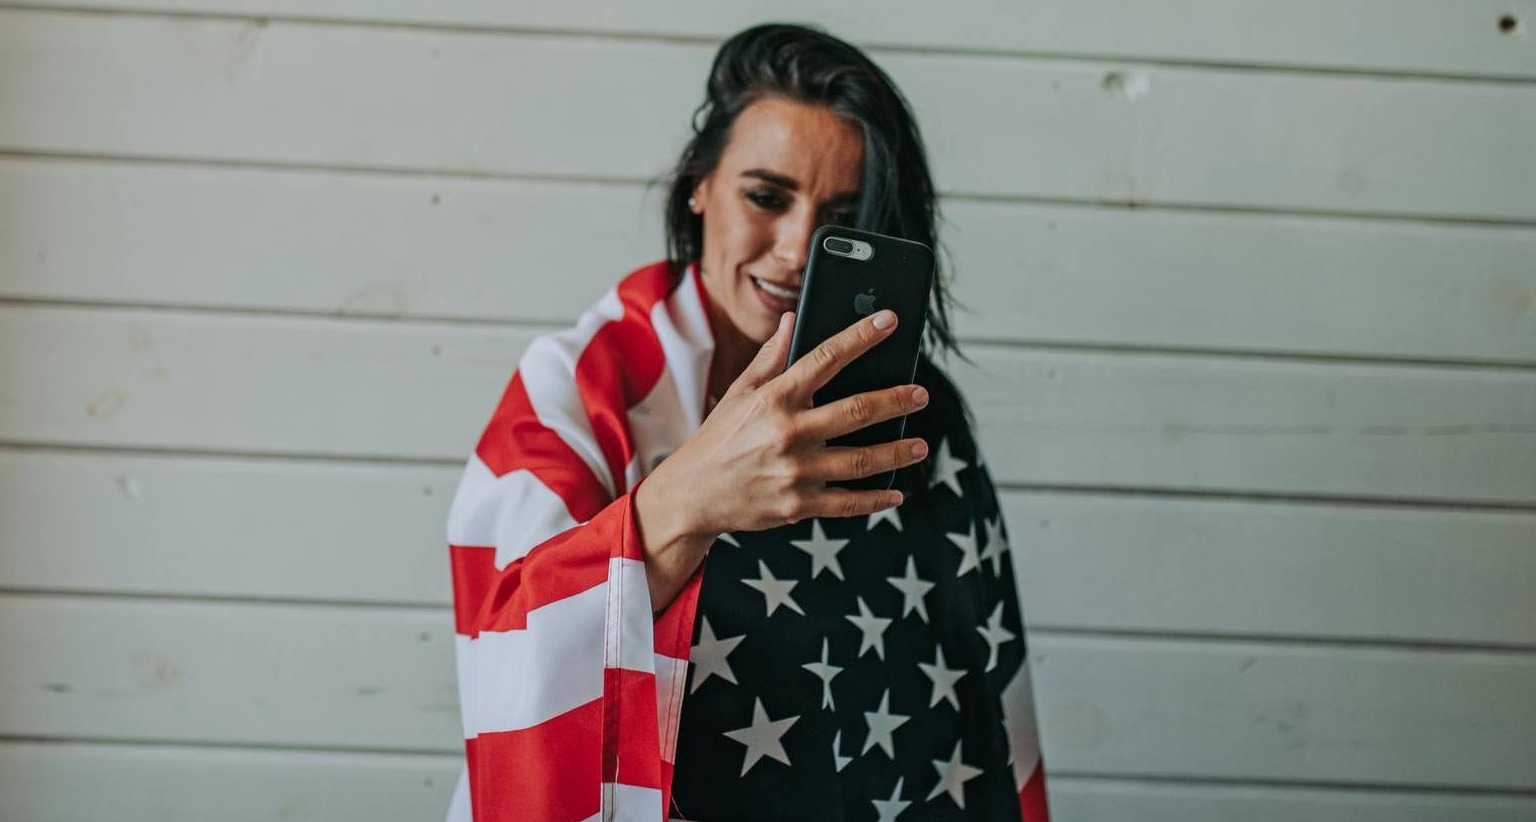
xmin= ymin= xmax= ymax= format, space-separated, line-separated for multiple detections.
xmin=443 ymin=261 xmax=1048 ymax=821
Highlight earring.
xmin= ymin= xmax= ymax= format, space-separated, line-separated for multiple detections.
xmin=688 ymin=196 xmax=698 ymax=212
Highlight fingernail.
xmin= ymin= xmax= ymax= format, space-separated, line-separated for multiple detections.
xmin=911 ymin=440 xmax=928 ymax=459
xmin=912 ymin=387 xmax=929 ymax=407
xmin=872 ymin=310 xmax=896 ymax=330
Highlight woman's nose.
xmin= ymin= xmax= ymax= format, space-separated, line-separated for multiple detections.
xmin=773 ymin=213 xmax=818 ymax=272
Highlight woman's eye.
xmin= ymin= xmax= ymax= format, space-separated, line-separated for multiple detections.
xmin=745 ymin=189 xmax=786 ymax=211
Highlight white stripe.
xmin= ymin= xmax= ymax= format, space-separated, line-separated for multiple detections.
xmin=579 ymin=783 xmax=664 ymax=822
xmin=446 ymin=454 xmax=581 ymax=569
xmin=518 ymin=286 xmax=627 ymax=500
xmin=469 ymin=558 xmax=657 ymax=736
xmin=1001 ymin=661 xmax=1044 ymax=786
xmin=453 ymin=633 xmax=479 ymax=739
xmin=654 ymin=652 xmax=688 ymax=764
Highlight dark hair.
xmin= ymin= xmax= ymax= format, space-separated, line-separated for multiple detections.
xmin=661 ymin=23 xmax=977 ymax=498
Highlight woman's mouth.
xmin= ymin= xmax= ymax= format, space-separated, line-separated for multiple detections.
xmin=751 ymin=276 xmax=801 ymax=310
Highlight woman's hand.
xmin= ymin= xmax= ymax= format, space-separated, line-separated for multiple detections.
xmin=633 ymin=308 xmax=930 ymax=610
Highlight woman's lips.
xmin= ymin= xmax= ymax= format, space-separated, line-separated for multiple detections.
xmin=750 ymin=275 xmax=800 ymax=312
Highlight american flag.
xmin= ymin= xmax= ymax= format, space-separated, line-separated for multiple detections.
xmin=445 ymin=260 xmax=1048 ymax=821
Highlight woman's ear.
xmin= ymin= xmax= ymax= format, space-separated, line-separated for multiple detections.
xmin=690 ymin=178 xmax=709 ymax=214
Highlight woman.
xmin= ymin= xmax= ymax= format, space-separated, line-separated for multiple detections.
xmin=445 ymin=24 xmax=1049 ymax=822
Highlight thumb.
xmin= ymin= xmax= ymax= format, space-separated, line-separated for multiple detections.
xmin=736 ymin=311 xmax=795 ymax=390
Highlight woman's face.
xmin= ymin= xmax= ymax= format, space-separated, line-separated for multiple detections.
xmin=692 ymin=96 xmax=865 ymax=345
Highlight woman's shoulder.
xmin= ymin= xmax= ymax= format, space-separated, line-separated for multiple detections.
xmin=515 ymin=259 xmax=688 ymax=377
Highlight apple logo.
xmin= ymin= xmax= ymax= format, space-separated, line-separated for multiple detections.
xmin=853 ymin=288 xmax=877 ymax=315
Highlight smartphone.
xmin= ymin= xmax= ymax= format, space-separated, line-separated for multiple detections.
xmin=784 ymin=225 xmax=935 ymax=491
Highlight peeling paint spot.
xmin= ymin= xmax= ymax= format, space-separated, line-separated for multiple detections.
xmin=87 ymin=390 xmax=125 ymax=421
xmin=129 ymin=331 xmax=154 ymax=350
xmin=1101 ymin=70 xmax=1150 ymax=100
xmin=1498 ymin=14 xmax=1524 ymax=37
xmin=431 ymin=193 xmax=443 ymax=205
xmin=130 ymin=652 xmax=188 ymax=692
xmin=41 ymin=682 xmax=71 ymax=694
xmin=356 ymin=685 xmax=384 ymax=697
xmin=116 ymin=474 xmax=145 ymax=503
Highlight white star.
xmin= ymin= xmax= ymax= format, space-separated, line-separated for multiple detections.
xmin=871 ymin=777 xmax=911 ymax=822
xmin=723 ymin=698 xmax=799 ymax=777
xmin=742 ymin=559 xmax=804 ymax=617
xmin=790 ymin=519 xmax=851 ymax=580
xmin=867 ymin=505 xmax=903 ymax=532
xmin=980 ymin=514 xmax=1008 ymax=576
xmin=801 ymin=638 xmax=843 ymax=709
xmin=927 ymin=740 xmax=984 ymax=808
xmin=861 ymin=689 xmax=910 ymax=757
xmin=885 ymin=556 xmax=935 ymax=622
xmin=716 ymin=531 xmax=740 ymax=547
xmin=845 ymin=596 xmax=893 ymax=660
xmin=918 ymin=645 xmax=966 ymax=710
xmin=947 ymin=522 xmax=981 ymax=577
xmin=832 ymin=729 xmax=852 ymax=772
xmin=689 ymin=616 xmax=744 ymax=694
xmin=927 ymin=436 xmax=969 ymax=497
xmin=977 ymin=601 xmax=1017 ymax=672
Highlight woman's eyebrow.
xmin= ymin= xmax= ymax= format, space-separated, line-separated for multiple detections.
xmin=741 ymin=168 xmax=859 ymax=202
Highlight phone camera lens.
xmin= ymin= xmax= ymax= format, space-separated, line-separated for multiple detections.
xmin=824 ymin=237 xmax=855 ymax=254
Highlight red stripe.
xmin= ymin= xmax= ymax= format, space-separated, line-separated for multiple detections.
xmin=572 ymin=264 xmax=674 ymax=517
xmin=602 ymin=667 xmax=665 ymax=790
xmin=468 ymin=489 xmax=639 ymax=637
xmin=449 ymin=544 xmax=497 ymax=636
xmin=467 ymin=700 xmax=604 ymax=822
xmin=474 ymin=372 xmax=611 ymax=522
xmin=1019 ymin=760 xmax=1051 ymax=822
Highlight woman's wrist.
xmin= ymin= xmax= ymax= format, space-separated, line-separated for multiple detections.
xmin=633 ymin=468 xmax=717 ymax=612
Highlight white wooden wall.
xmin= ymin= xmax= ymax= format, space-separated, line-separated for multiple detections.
xmin=2 ymin=2 xmax=1534 ymax=819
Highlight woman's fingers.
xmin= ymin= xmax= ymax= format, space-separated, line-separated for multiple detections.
xmin=732 ymin=311 xmax=797 ymax=394
xmin=774 ymin=309 xmax=897 ymax=403
xmin=797 ymin=383 xmax=928 ymax=442
xmin=802 ymin=438 xmax=929 ymax=484
xmin=801 ymin=486 xmax=905 ymax=521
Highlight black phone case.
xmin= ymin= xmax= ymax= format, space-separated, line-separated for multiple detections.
xmin=784 ymin=225 xmax=935 ymax=492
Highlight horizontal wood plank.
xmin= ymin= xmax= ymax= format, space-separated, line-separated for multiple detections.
xmin=3 ymin=11 xmax=1534 ymax=220
xmin=1008 ymin=492 xmax=1536 ymax=647
xmin=4 ymin=449 xmax=1534 ymax=648
xmin=0 ymin=449 xmax=457 ymax=605
xmin=4 ymin=157 xmax=1533 ymax=363
xmin=0 ymin=742 xmax=457 ymax=822
xmin=10 ymin=0 xmax=1536 ymax=80
xmin=1047 ymin=776 xmax=1536 ymax=822
xmin=2 ymin=305 xmax=1533 ymax=504
xmin=1029 ymin=634 xmax=1536 ymax=790
xmin=0 ymin=595 xmax=459 ymax=751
